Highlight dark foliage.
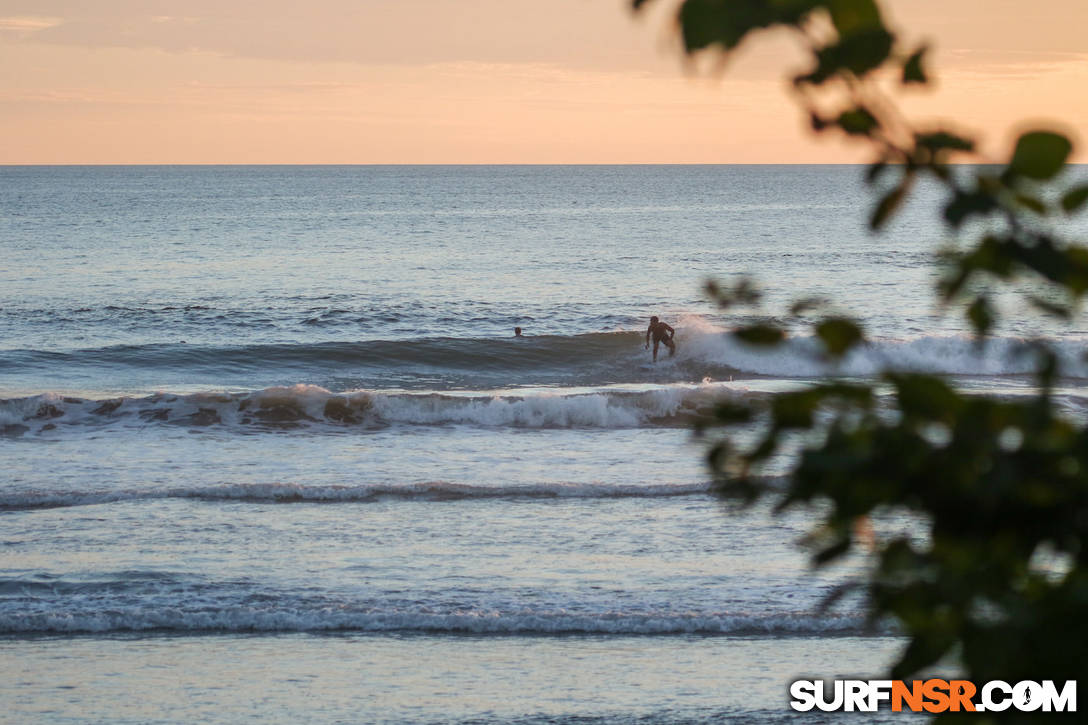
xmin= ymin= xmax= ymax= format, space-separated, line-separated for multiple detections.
xmin=635 ymin=0 xmax=1087 ymax=713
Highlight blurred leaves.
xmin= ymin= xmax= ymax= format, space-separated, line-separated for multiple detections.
xmin=1062 ymin=185 xmax=1088 ymax=214
xmin=1007 ymin=131 xmax=1072 ymax=181
xmin=789 ymin=295 xmax=830 ymax=315
xmin=966 ymin=295 xmax=993 ymax=336
xmin=796 ymin=26 xmax=894 ymax=85
xmin=837 ymin=107 xmax=879 ymax=136
xmin=915 ymin=131 xmax=973 ymax=156
xmin=943 ymin=187 xmax=998 ymax=228
xmin=674 ymin=0 xmax=817 ymax=53
xmin=815 ymin=317 xmax=864 ymax=357
xmin=826 ymin=0 xmax=882 ymax=35
xmin=901 ymin=45 xmax=927 ymax=84
xmin=643 ymin=0 xmax=1088 ymax=691
xmin=1027 ymin=295 xmax=1072 ymax=321
xmin=733 ymin=323 xmax=785 ymax=345
xmin=705 ymin=276 xmax=761 ymax=308
xmin=870 ymin=181 xmax=907 ymax=229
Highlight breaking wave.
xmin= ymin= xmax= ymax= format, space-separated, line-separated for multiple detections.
xmin=6 ymin=322 xmax=1085 ymax=438
xmin=0 ymin=332 xmax=663 ymax=379
xmin=675 ymin=316 xmax=1088 ymax=378
xmin=0 ymin=383 xmax=723 ymax=436
xmin=4 ymin=325 xmax=1087 ymax=389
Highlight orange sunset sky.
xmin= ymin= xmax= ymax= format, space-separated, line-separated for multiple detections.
xmin=2 ymin=0 xmax=1087 ymax=164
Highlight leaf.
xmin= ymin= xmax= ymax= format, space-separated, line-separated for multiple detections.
xmin=706 ymin=441 xmax=729 ymax=470
xmin=743 ymin=434 xmax=779 ymax=463
xmin=731 ymin=277 xmax=761 ymax=305
xmin=1013 ymin=193 xmax=1047 ymax=215
xmin=916 ymin=131 xmax=973 ymax=154
xmin=1027 ymin=295 xmax=1072 ymax=320
xmin=966 ymin=296 xmax=993 ymax=335
xmin=943 ymin=189 xmax=997 ymax=227
xmin=677 ymin=0 xmax=816 ymax=53
xmin=734 ymin=324 xmax=785 ymax=345
xmin=1014 ymin=235 xmax=1088 ymax=293
xmin=706 ymin=276 xmax=761 ymax=308
xmin=677 ymin=0 xmax=749 ymax=53
xmin=1007 ymin=131 xmax=1072 ymax=180
xmin=826 ymin=0 xmax=883 ymax=36
xmin=813 ymin=536 xmax=851 ymax=566
xmin=1061 ymin=246 xmax=1088 ymax=296
xmin=866 ymin=160 xmax=888 ymax=184
xmin=797 ymin=27 xmax=895 ymax=84
xmin=771 ymin=390 xmax=821 ymax=428
xmin=837 ymin=107 xmax=879 ymax=136
xmin=902 ymin=45 xmax=927 ymax=84
xmin=713 ymin=400 xmax=754 ymax=424
xmin=819 ymin=580 xmax=864 ymax=611
xmin=889 ymin=373 xmax=961 ymax=421
xmin=1061 ymin=185 xmax=1088 ymax=213
xmin=789 ymin=296 xmax=829 ymax=315
xmin=891 ymin=633 xmax=956 ymax=679
xmin=871 ymin=183 xmax=906 ymax=229
xmin=959 ymin=236 xmax=1014 ymax=280
xmin=816 ymin=317 xmax=864 ymax=357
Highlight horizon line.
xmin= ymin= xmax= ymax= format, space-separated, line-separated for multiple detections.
xmin=0 ymin=161 xmax=1034 ymax=168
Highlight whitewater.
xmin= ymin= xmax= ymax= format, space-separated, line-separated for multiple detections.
xmin=3 ymin=165 xmax=1086 ymax=723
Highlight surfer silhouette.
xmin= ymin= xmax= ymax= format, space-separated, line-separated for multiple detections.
xmin=645 ymin=316 xmax=676 ymax=362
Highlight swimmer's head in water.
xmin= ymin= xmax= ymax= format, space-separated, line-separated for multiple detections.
xmin=514 ymin=327 xmax=522 ymax=336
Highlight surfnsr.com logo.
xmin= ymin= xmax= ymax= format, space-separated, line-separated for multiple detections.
xmin=789 ymin=679 xmax=1077 ymax=713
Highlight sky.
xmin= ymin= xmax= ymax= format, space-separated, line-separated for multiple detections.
xmin=1 ymin=0 xmax=1086 ymax=164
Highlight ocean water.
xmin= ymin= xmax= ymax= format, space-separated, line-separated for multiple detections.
xmin=2 ymin=165 xmax=1085 ymax=723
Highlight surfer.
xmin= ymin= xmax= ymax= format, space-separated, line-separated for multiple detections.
xmin=645 ymin=316 xmax=676 ymax=362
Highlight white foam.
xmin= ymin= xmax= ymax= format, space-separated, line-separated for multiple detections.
xmin=672 ymin=316 xmax=1088 ymax=378
xmin=0 ymin=392 xmax=66 ymax=426
xmin=371 ymin=386 xmax=710 ymax=428
xmin=0 ymin=384 xmax=724 ymax=435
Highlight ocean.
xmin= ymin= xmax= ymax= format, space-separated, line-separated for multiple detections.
xmin=2 ymin=165 xmax=1085 ymax=723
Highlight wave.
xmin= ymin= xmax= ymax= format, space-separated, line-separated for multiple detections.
xmin=676 ymin=316 xmax=1088 ymax=378
xmin=0 ymin=481 xmax=715 ymax=511
xmin=0 ymin=383 xmax=723 ymax=436
xmin=0 ymin=332 xmax=655 ymax=375
xmin=4 ymin=325 xmax=1087 ymax=390
xmin=0 ymin=606 xmax=868 ymax=636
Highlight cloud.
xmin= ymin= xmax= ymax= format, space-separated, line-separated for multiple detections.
xmin=1 ymin=0 xmax=653 ymax=69
xmin=0 ymin=16 xmax=63 ymax=35
xmin=939 ymin=49 xmax=1088 ymax=81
